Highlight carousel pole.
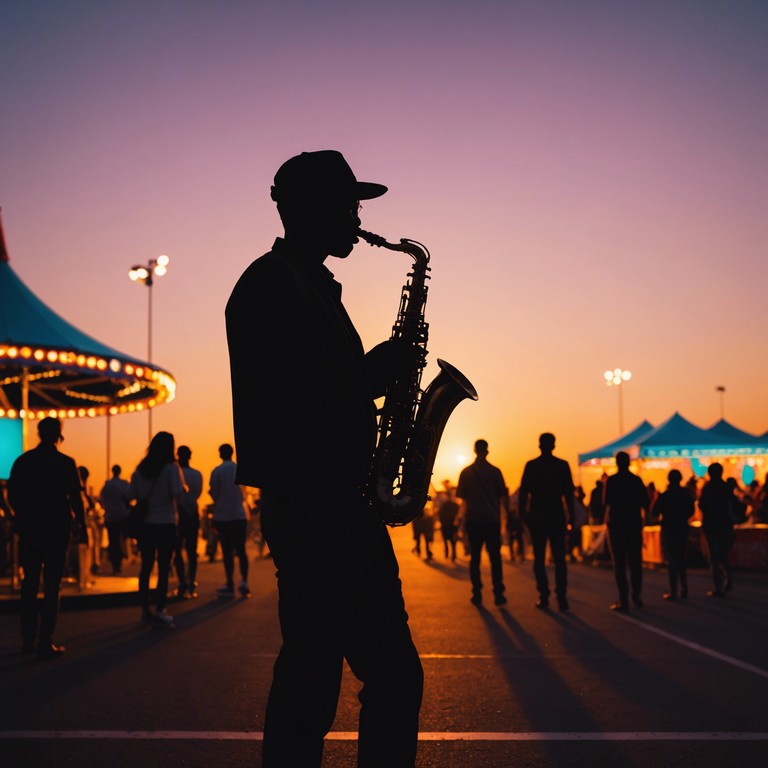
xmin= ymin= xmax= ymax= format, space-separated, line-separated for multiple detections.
xmin=21 ymin=366 xmax=29 ymax=451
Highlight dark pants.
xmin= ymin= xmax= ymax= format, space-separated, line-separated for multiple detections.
xmin=704 ymin=530 xmax=734 ymax=594
xmin=215 ymin=518 xmax=248 ymax=588
xmin=609 ymin=526 xmax=643 ymax=605
xmin=174 ymin=516 xmax=200 ymax=588
xmin=465 ymin=520 xmax=505 ymax=600
xmin=105 ymin=520 xmax=125 ymax=574
xmin=528 ymin=519 xmax=567 ymax=600
xmin=261 ymin=492 xmax=423 ymax=768
xmin=138 ymin=523 xmax=176 ymax=612
xmin=662 ymin=529 xmax=688 ymax=595
xmin=19 ymin=532 xmax=69 ymax=647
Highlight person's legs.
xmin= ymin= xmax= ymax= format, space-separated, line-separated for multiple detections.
xmin=185 ymin=519 xmax=200 ymax=588
xmin=465 ymin=521 xmax=485 ymax=601
xmin=233 ymin=518 xmax=249 ymax=584
xmin=609 ymin=529 xmax=629 ymax=605
xmin=154 ymin=525 xmax=177 ymax=611
xmin=138 ymin=528 xmax=158 ymax=613
xmin=217 ymin=521 xmax=236 ymax=589
xmin=548 ymin=522 xmax=568 ymax=601
xmin=18 ymin=538 xmax=43 ymax=649
xmin=346 ymin=524 xmax=423 ymax=768
xmin=485 ymin=523 xmax=505 ymax=601
xmin=38 ymin=536 xmax=68 ymax=645
xmin=528 ymin=523 xmax=550 ymax=601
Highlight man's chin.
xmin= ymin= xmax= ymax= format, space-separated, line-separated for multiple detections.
xmin=329 ymin=242 xmax=355 ymax=259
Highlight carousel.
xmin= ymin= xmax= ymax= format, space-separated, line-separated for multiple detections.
xmin=0 ymin=212 xmax=176 ymax=476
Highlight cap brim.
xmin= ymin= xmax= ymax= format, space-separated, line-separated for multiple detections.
xmin=356 ymin=181 xmax=388 ymax=200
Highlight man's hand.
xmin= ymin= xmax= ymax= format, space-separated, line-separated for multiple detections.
xmin=364 ymin=339 xmax=422 ymax=398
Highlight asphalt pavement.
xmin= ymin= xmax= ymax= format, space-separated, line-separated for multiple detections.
xmin=1 ymin=526 xmax=766 ymax=767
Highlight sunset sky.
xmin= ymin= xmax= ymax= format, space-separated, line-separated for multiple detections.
xmin=2 ymin=1 xmax=767 ymax=497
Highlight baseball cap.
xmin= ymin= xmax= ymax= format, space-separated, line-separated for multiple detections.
xmin=270 ymin=150 xmax=387 ymax=203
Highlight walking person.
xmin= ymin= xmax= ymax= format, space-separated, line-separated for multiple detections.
xmin=8 ymin=417 xmax=85 ymax=659
xmin=174 ymin=445 xmax=203 ymax=599
xmin=698 ymin=462 xmax=735 ymax=598
xmin=604 ymin=451 xmax=649 ymax=612
xmin=436 ymin=481 xmax=460 ymax=561
xmin=209 ymin=443 xmax=250 ymax=598
xmin=226 ymin=150 xmax=423 ymax=767
xmin=457 ymin=439 xmax=510 ymax=607
xmin=653 ymin=469 xmax=693 ymax=600
xmin=130 ymin=431 xmax=185 ymax=628
xmin=99 ymin=464 xmax=131 ymax=575
xmin=518 ymin=433 xmax=574 ymax=611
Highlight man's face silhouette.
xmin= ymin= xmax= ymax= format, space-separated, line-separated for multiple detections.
xmin=310 ymin=196 xmax=361 ymax=259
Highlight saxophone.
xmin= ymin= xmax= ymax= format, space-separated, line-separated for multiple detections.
xmin=358 ymin=228 xmax=478 ymax=526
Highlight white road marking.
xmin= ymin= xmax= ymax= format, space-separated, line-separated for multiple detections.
xmin=613 ymin=613 xmax=768 ymax=680
xmin=1 ymin=731 xmax=767 ymax=741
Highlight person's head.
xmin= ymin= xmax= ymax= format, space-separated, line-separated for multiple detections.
xmin=270 ymin=150 xmax=387 ymax=260
xmin=138 ymin=431 xmax=176 ymax=478
xmin=177 ymin=445 xmax=192 ymax=466
xmin=111 ymin=464 xmax=122 ymax=478
xmin=539 ymin=432 xmax=556 ymax=453
xmin=219 ymin=443 xmax=234 ymax=461
xmin=707 ymin=462 xmax=723 ymax=480
xmin=667 ymin=469 xmax=683 ymax=487
xmin=615 ymin=451 xmax=630 ymax=471
xmin=37 ymin=416 xmax=63 ymax=446
xmin=78 ymin=466 xmax=89 ymax=483
xmin=474 ymin=439 xmax=489 ymax=459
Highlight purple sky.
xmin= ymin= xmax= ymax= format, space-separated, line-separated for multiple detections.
xmin=2 ymin=1 xmax=767 ymax=490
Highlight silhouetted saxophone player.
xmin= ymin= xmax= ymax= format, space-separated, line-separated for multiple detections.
xmin=226 ymin=151 xmax=426 ymax=767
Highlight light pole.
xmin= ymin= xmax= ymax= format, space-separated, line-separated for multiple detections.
xmin=604 ymin=368 xmax=631 ymax=435
xmin=129 ymin=255 xmax=170 ymax=442
xmin=716 ymin=386 xmax=726 ymax=420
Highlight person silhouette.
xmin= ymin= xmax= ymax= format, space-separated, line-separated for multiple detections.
xmin=99 ymin=464 xmax=131 ymax=575
xmin=456 ymin=439 xmax=510 ymax=606
xmin=698 ymin=462 xmax=735 ymax=597
xmin=604 ymin=451 xmax=649 ymax=611
xmin=653 ymin=468 xmax=693 ymax=600
xmin=518 ymin=433 xmax=574 ymax=611
xmin=8 ymin=417 xmax=85 ymax=659
xmin=225 ymin=150 xmax=422 ymax=767
xmin=174 ymin=446 xmax=203 ymax=598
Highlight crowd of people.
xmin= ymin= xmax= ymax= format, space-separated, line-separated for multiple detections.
xmin=413 ymin=436 xmax=766 ymax=613
xmin=2 ymin=417 xmax=263 ymax=655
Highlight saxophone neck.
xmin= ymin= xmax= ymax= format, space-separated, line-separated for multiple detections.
xmin=357 ymin=229 xmax=430 ymax=266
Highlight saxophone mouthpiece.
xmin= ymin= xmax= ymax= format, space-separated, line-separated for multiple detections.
xmin=357 ymin=228 xmax=388 ymax=248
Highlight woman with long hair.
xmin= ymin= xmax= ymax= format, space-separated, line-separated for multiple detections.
xmin=131 ymin=431 xmax=185 ymax=627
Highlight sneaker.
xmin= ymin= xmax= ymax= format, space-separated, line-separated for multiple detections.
xmin=238 ymin=581 xmax=252 ymax=598
xmin=153 ymin=610 xmax=175 ymax=628
xmin=216 ymin=585 xmax=235 ymax=598
xmin=610 ymin=601 xmax=629 ymax=612
xmin=557 ymin=597 xmax=569 ymax=612
xmin=535 ymin=597 xmax=549 ymax=610
xmin=494 ymin=594 xmax=507 ymax=606
xmin=470 ymin=594 xmax=482 ymax=606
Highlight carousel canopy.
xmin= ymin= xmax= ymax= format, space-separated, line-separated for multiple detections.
xmin=579 ymin=412 xmax=768 ymax=465
xmin=0 ymin=213 xmax=175 ymax=421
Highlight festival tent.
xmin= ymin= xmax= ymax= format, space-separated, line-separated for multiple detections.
xmin=578 ymin=420 xmax=656 ymax=464
xmin=638 ymin=413 xmax=768 ymax=458
xmin=579 ymin=412 xmax=768 ymax=467
xmin=0 ymin=211 xmax=176 ymax=454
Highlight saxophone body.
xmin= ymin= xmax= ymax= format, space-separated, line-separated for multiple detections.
xmin=358 ymin=228 xmax=478 ymax=527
